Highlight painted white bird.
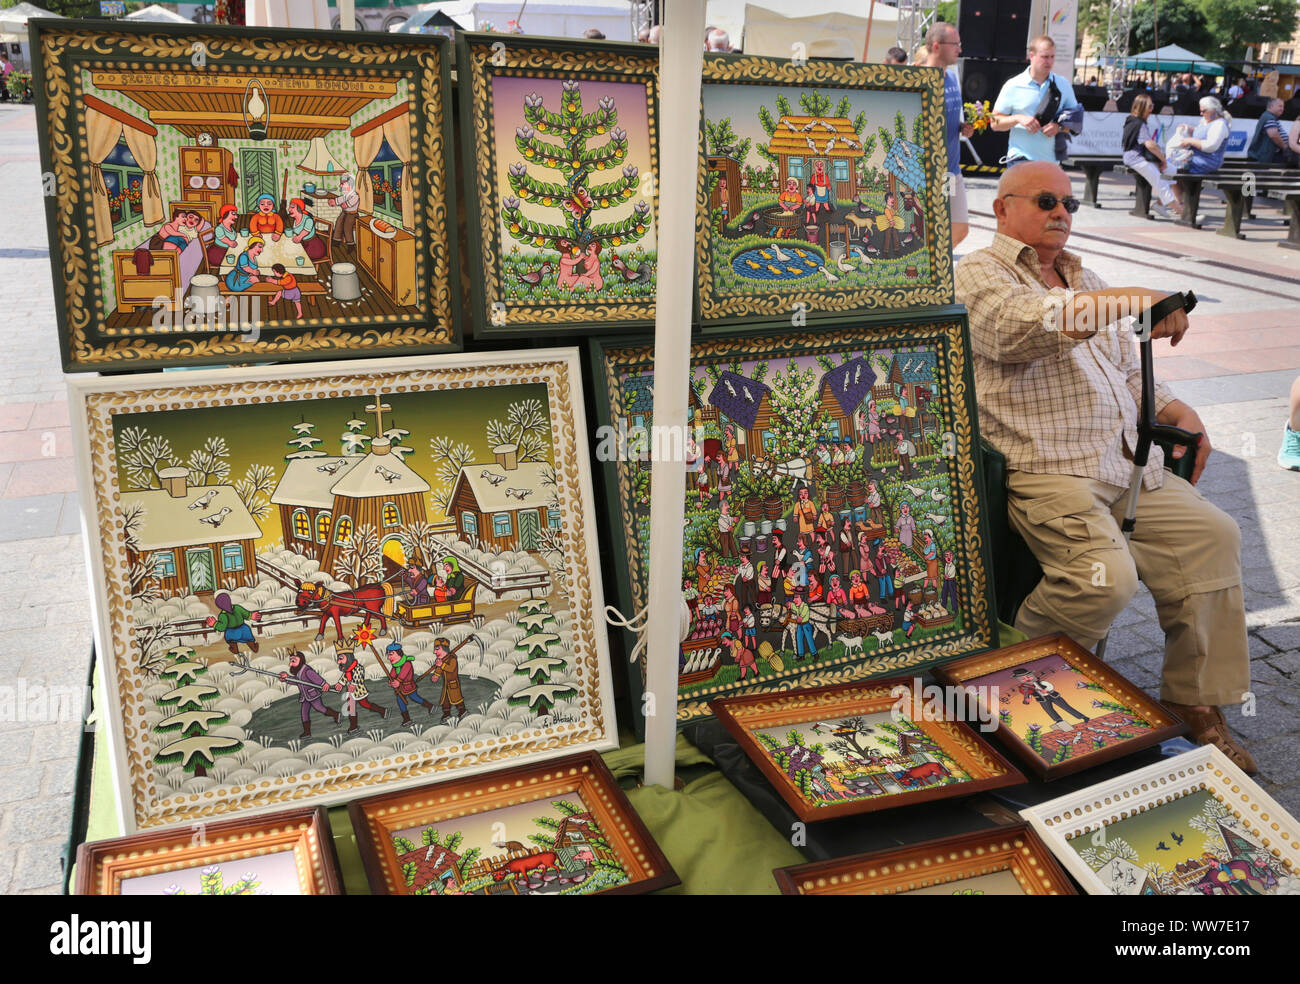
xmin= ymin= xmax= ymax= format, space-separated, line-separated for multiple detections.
xmin=743 ymin=385 xmax=755 ymax=403
xmin=805 ymin=135 xmax=817 ymax=152
xmin=199 ymin=506 xmax=232 ymax=528
xmin=187 ymin=490 xmax=218 ymax=511
xmin=849 ymin=245 xmax=873 ymax=266
xmin=818 ymin=265 xmax=839 ymax=283
xmin=854 ymin=365 xmax=862 ymax=385
xmin=505 ymin=487 xmax=533 ymax=500
xmin=375 ymin=465 xmax=401 ymax=483
xmin=925 ymin=512 xmax=947 ymax=525
xmin=480 ymin=470 xmax=505 ymax=486
xmin=902 ymin=483 xmax=927 ymax=498
xmin=825 ymin=137 xmax=836 ymax=153
xmin=292 ymin=422 xmax=314 ymax=435
xmin=929 ymin=488 xmax=947 ymax=502
xmin=724 ymin=378 xmax=738 ymax=397
xmin=783 ymin=119 xmax=798 ymax=131
xmin=801 ymin=120 xmax=816 ymax=132
xmin=836 ymin=256 xmax=857 ymax=274
xmin=316 ymin=460 xmax=345 ymax=475
xmin=818 ymin=121 xmax=836 ymax=132
xmin=770 ymin=243 xmax=789 ymax=261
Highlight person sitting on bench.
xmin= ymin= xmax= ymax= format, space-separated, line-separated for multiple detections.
xmin=955 ymin=160 xmax=1256 ymax=774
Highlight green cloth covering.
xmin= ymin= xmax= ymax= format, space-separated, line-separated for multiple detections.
xmin=213 ymin=605 xmax=250 ymax=633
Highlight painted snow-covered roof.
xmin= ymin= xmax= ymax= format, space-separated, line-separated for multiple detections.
xmin=329 ymin=441 xmax=431 ymax=499
xmin=883 ymin=137 xmax=927 ymax=192
xmin=271 ymin=456 xmax=364 ymax=509
xmin=820 ymin=357 xmax=877 ymax=418
xmin=707 ymin=371 xmax=770 ymax=429
xmin=456 ymin=461 xmax=552 ymax=513
xmin=125 ymin=484 xmax=261 ymax=551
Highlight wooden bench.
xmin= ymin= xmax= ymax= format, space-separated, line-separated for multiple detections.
xmin=1065 ymin=155 xmax=1123 ymax=208
xmin=218 ymin=280 xmax=327 ymax=307
xmin=1202 ymin=175 xmax=1300 ymax=239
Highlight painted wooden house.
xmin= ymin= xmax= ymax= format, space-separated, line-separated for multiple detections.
xmin=768 ymin=116 xmax=867 ymax=203
xmin=881 ymin=136 xmax=928 ymax=199
xmin=706 ymin=155 xmax=742 ymax=219
xmin=817 ymin=357 xmax=877 ymax=442
xmin=448 ymin=444 xmax=559 ymax=553
xmin=395 ymin=842 xmax=462 ymax=894
xmin=124 ymin=466 xmax=261 ymax=596
xmin=707 ymin=370 xmax=773 ymax=460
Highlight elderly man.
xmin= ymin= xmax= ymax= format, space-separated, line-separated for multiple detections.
xmin=327 ymin=174 xmax=360 ymax=247
xmin=955 ymin=161 xmax=1255 ymax=773
xmin=990 ymin=36 xmax=1079 ymax=165
xmin=1248 ymin=98 xmax=1291 ymax=165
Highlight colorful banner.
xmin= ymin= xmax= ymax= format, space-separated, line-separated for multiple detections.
xmin=1066 ymin=111 xmax=1257 ymax=159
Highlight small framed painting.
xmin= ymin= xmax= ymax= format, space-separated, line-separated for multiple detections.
xmin=457 ymin=32 xmax=658 ymax=337
xmin=591 ymin=312 xmax=998 ymax=732
xmin=349 ymin=751 xmax=678 ymax=895
xmin=931 ymin=633 xmax=1186 ymax=780
xmin=1021 ymin=746 xmax=1300 ymax=896
xmin=696 ymin=54 xmax=952 ymax=327
xmin=773 ymin=824 xmax=1077 ymax=895
xmin=32 ymin=20 xmax=461 ymax=371
xmin=75 ymin=807 xmax=341 ymax=895
xmin=710 ymin=677 xmax=1023 ymax=823
xmin=69 ymin=349 xmax=616 ymax=832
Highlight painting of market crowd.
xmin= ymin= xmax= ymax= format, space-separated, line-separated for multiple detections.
xmin=108 ymin=381 xmax=590 ymax=801
xmin=756 ymin=712 xmax=974 ymax=810
xmin=701 ymin=82 xmax=931 ymax=299
xmin=1068 ymin=789 xmax=1299 ymax=896
xmin=605 ymin=333 xmax=983 ymax=723
xmin=387 ymin=796 xmax=631 ymax=895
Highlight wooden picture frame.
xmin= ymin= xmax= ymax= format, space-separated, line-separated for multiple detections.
xmin=591 ymin=310 xmax=998 ymax=732
xmin=695 ymin=54 xmax=953 ymax=327
xmin=75 ymin=807 xmax=341 ymax=895
xmin=710 ymin=676 xmax=1024 ymax=823
xmin=456 ymin=32 xmax=659 ymax=338
xmin=349 ymin=751 xmax=678 ymax=895
xmin=31 ymin=20 xmax=461 ymax=371
xmin=68 ymin=349 xmax=616 ymax=832
xmin=773 ymin=823 xmax=1077 ymax=895
xmin=1021 ymin=745 xmax=1300 ymax=895
xmin=931 ymin=633 xmax=1187 ymax=780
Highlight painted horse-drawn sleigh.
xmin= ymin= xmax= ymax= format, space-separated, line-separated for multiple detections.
xmin=294 ymin=576 xmax=480 ymax=641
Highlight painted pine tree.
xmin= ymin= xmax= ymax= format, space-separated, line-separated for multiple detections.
xmin=154 ymin=648 xmax=241 ymax=780
xmin=501 ymin=81 xmax=652 ymax=260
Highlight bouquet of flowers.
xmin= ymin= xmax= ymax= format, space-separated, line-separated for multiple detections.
xmin=963 ymin=100 xmax=992 ymax=133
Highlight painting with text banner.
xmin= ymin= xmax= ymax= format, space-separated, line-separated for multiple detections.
xmin=592 ymin=313 xmax=997 ymax=733
xmin=456 ymin=33 xmax=658 ymax=338
xmin=32 ymin=21 xmax=460 ymax=371
xmin=69 ymin=351 xmax=615 ymax=832
xmin=696 ymin=54 xmax=953 ymax=328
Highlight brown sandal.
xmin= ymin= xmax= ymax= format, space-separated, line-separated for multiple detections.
xmin=1162 ymin=702 xmax=1258 ymax=776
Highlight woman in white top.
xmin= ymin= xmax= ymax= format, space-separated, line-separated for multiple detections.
xmin=1173 ymin=96 xmax=1233 ymax=175
xmin=1122 ymin=93 xmax=1181 ymax=218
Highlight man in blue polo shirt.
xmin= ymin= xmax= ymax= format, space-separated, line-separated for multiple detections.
xmin=991 ymin=35 xmax=1079 ymax=165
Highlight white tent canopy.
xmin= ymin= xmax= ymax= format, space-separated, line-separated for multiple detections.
xmin=706 ymin=0 xmax=900 ymax=61
xmin=124 ymin=4 xmax=192 ymax=22
xmin=0 ymin=3 xmax=63 ymax=49
xmin=412 ymin=0 xmax=638 ymax=40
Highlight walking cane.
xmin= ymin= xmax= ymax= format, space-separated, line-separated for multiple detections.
xmin=1095 ymin=290 xmax=1201 ymax=662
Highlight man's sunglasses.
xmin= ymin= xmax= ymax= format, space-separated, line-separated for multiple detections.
xmin=1002 ymin=192 xmax=1082 ymax=214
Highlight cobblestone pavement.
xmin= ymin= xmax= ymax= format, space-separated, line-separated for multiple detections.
xmin=0 ymin=102 xmax=1296 ymax=892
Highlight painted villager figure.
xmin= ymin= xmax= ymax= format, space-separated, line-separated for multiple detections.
xmin=334 ymin=642 xmax=387 ymax=733
xmin=896 ymin=501 xmax=917 ymax=548
xmin=441 ymin=558 xmax=465 ymax=598
xmin=718 ymin=499 xmax=737 ymax=557
xmin=788 ymin=590 xmax=818 ymax=662
xmin=941 ymin=550 xmax=959 ymax=612
xmin=866 ymin=479 xmax=884 ymax=528
xmin=248 ymin=193 xmax=284 ymax=241
xmin=385 ymin=642 xmax=437 ymax=723
xmin=286 ymin=197 xmax=328 ymax=261
xmin=327 ymin=175 xmax=360 ymax=246
xmin=205 ymin=591 xmax=261 ymax=655
xmin=430 ymin=637 xmax=467 ymax=722
xmin=722 ymin=631 xmax=758 ymax=681
xmin=225 ymin=237 xmax=264 ymax=293
xmin=1011 ymin=665 xmax=1090 ymax=730
xmin=794 ymin=486 xmax=818 ymax=536
xmin=210 ymin=203 xmax=240 ymax=266
xmin=280 ymin=648 xmax=340 ymax=738
xmin=736 ymin=546 xmax=756 ymax=609
xmin=404 ymin=563 xmax=430 ymax=604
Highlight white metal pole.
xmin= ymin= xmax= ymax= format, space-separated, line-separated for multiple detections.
xmin=339 ymin=0 xmax=355 ymax=31
xmin=643 ymin=0 xmax=705 ymax=789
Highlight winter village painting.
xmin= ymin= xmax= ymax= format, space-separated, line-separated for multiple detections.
xmin=459 ymin=35 xmax=658 ymax=334
xmin=1066 ymin=789 xmax=1299 ymax=896
xmin=596 ymin=322 xmax=997 ymax=727
xmin=695 ymin=58 xmax=951 ymax=322
xmin=72 ymin=354 xmax=614 ymax=831
xmin=35 ymin=23 xmax=459 ymax=370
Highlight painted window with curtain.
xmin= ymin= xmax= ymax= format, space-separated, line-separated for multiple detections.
xmin=368 ymin=138 xmax=403 ymax=222
xmin=101 ymin=139 xmax=145 ymax=233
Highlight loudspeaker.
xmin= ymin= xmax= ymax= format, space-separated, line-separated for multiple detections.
xmin=958 ymin=0 xmax=1032 ymax=60
xmin=959 ymin=57 xmax=1023 ymax=167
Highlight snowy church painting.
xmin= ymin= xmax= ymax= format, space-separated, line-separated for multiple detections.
xmin=73 ymin=354 xmax=614 ymax=831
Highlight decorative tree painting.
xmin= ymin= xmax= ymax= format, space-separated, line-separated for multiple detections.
xmin=695 ymin=56 xmax=951 ymax=324
xmin=458 ymin=34 xmax=659 ymax=335
xmin=71 ymin=353 xmax=615 ymax=831
xmin=595 ymin=318 xmax=998 ymax=731
xmin=120 ymin=852 xmax=301 ymax=895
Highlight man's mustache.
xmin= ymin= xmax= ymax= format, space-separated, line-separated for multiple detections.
xmin=1045 ymin=221 xmax=1070 ymax=232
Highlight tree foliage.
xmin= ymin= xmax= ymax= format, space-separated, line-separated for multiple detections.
xmin=1192 ymin=0 xmax=1298 ymax=63
xmin=704 ymin=116 xmax=751 ymax=164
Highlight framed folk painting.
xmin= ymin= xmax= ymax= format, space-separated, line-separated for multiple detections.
xmin=773 ymin=824 xmax=1076 ymax=895
xmin=696 ymin=55 xmax=953 ymax=327
xmin=456 ymin=32 xmax=658 ymax=337
xmin=1021 ymin=746 xmax=1300 ymax=896
xmin=349 ymin=751 xmax=678 ymax=895
xmin=591 ymin=310 xmax=998 ymax=731
xmin=69 ymin=349 xmax=616 ymax=832
xmin=75 ymin=807 xmax=341 ymax=895
xmin=32 ymin=20 xmax=460 ymax=372
xmin=931 ymin=633 xmax=1186 ymax=780
xmin=710 ymin=677 xmax=1023 ymax=823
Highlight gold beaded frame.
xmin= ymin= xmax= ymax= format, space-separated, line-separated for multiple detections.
xmin=348 ymin=751 xmax=678 ymax=895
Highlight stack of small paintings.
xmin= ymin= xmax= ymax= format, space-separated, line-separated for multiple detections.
xmin=710 ymin=677 xmax=1022 ymax=822
xmin=349 ymin=752 xmax=677 ymax=895
xmin=773 ymin=825 xmax=1076 ymax=895
xmin=933 ymin=634 xmax=1186 ymax=779
xmin=1023 ymin=746 xmax=1300 ymax=896
xmin=70 ymin=351 xmax=616 ymax=832
xmin=457 ymin=33 xmax=658 ymax=336
xmin=593 ymin=316 xmax=998 ymax=729
xmin=76 ymin=808 xmax=340 ymax=895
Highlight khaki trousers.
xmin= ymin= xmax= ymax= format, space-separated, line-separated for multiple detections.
xmin=1007 ymin=470 xmax=1248 ymax=706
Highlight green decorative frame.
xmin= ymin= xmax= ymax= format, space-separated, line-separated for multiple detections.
xmin=31 ymin=20 xmax=461 ymax=372
xmin=695 ymin=54 xmax=954 ymax=328
xmin=590 ymin=309 xmax=998 ymax=733
xmin=456 ymin=33 xmax=659 ymax=338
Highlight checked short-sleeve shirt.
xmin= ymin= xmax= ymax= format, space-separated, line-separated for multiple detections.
xmin=955 ymin=233 xmax=1176 ymax=491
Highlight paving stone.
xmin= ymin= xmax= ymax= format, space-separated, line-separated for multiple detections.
xmin=0 ymin=766 xmax=43 ymax=806
xmin=0 ymin=494 xmax=61 ymax=542
xmin=1251 ymin=739 xmax=1300 ymax=787
xmin=9 ymin=840 xmax=65 ymax=893
xmin=1249 ymin=660 xmax=1293 ymax=688
xmin=4 ymin=795 xmax=73 ymax=845
xmin=1266 ymin=650 xmax=1300 ymax=679
xmin=1249 ymin=633 xmax=1280 ymax=659
xmin=41 ymin=758 xmax=76 ymax=798
xmin=0 ymin=728 xmax=32 ymax=767
xmin=1226 ymin=697 xmax=1300 ymax=742
xmin=1257 ymin=622 xmax=1300 ymax=652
